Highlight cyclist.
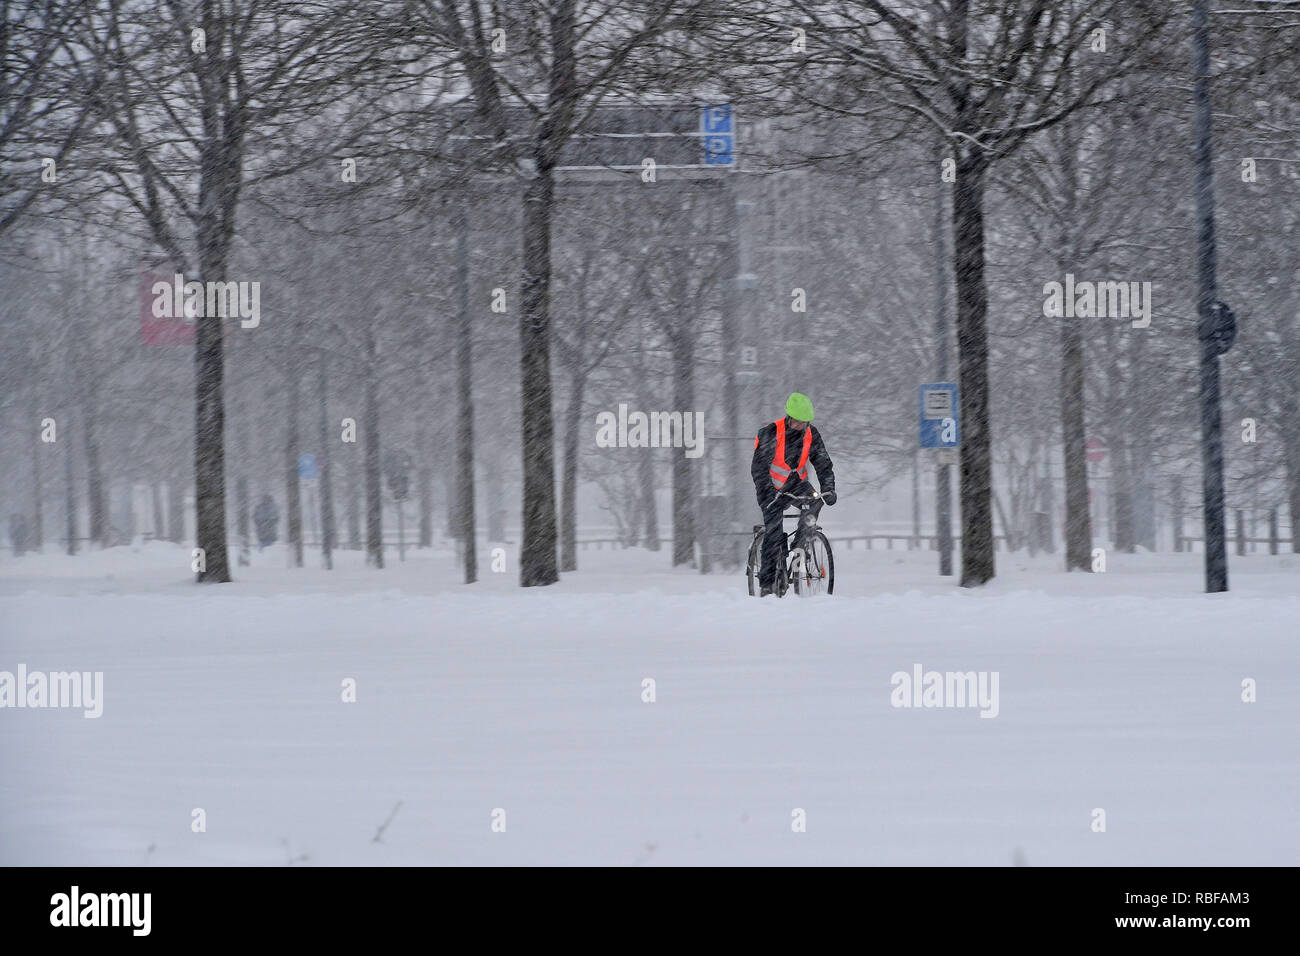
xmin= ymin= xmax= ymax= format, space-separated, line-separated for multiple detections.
xmin=751 ymin=392 xmax=836 ymax=596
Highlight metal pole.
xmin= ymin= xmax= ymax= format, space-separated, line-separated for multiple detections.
xmin=934 ymin=171 xmax=953 ymax=576
xmin=720 ymin=178 xmax=744 ymax=568
xmin=1193 ymin=0 xmax=1228 ymax=592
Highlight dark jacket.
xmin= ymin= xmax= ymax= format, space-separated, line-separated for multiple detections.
xmin=751 ymin=419 xmax=835 ymax=507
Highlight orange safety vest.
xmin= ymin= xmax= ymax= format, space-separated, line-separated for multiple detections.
xmin=757 ymin=417 xmax=812 ymax=489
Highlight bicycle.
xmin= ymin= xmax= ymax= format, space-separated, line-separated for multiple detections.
xmin=746 ymin=490 xmax=835 ymax=597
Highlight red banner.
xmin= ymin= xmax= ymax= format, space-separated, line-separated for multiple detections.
xmin=140 ymin=266 xmax=196 ymax=346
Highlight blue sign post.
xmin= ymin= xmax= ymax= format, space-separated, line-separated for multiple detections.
xmin=297 ymin=453 xmax=318 ymax=481
xmin=701 ymin=104 xmax=734 ymax=166
xmin=918 ymin=384 xmax=959 ymax=448
xmin=920 ymin=383 xmax=959 ymax=577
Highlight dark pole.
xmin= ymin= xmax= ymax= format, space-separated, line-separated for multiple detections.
xmin=1193 ymin=0 xmax=1228 ymax=593
xmin=720 ymin=179 xmax=743 ymax=568
xmin=934 ymin=171 xmax=953 ymax=576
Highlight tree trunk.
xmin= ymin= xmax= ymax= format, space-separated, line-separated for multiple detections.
xmin=190 ymin=0 xmax=236 ymax=582
xmin=485 ymin=451 xmax=506 ymax=542
xmin=1060 ymin=327 xmax=1092 ymax=571
xmin=1039 ymin=458 xmax=1055 ymax=554
xmin=82 ymin=404 xmax=105 ymax=547
xmin=64 ymin=438 xmax=77 ymax=555
xmin=168 ymin=468 xmax=186 ymax=543
xmin=518 ymin=162 xmax=559 ymax=586
xmin=1057 ymin=126 xmax=1092 ymax=572
xmin=230 ymin=388 xmax=250 ymax=566
xmin=418 ymin=467 xmax=433 ymax=547
xmin=122 ymin=480 xmax=136 ymax=541
xmin=32 ymin=420 xmax=44 ymax=550
xmin=152 ymin=481 xmax=166 ymax=543
xmin=1110 ymin=432 xmax=1135 ymax=553
xmin=346 ymin=459 xmax=361 ymax=551
xmin=285 ymin=369 xmax=303 ymax=568
xmin=1171 ymin=477 xmax=1185 ymax=551
xmin=1129 ymin=331 xmax=1157 ymax=551
xmin=1286 ymin=418 xmax=1300 ymax=553
xmin=316 ymin=350 xmax=335 ymax=570
xmin=235 ymin=474 xmax=250 ymax=565
xmin=639 ymin=446 xmax=659 ymax=551
xmin=952 ymin=149 xmax=994 ymax=586
xmin=193 ymin=259 xmax=231 ymax=580
xmin=560 ymin=372 xmax=585 ymax=572
xmin=671 ymin=335 xmax=696 ymax=566
xmin=993 ymin=489 xmax=1014 ymax=552
xmin=364 ymin=349 xmax=384 ymax=568
xmin=455 ymin=209 xmax=477 ymax=583
xmin=444 ymin=472 xmax=456 ymax=538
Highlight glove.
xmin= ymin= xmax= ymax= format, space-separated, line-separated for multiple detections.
xmin=821 ymin=490 xmax=837 ymax=506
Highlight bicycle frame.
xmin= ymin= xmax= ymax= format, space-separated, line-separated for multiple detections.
xmin=784 ymin=497 xmax=824 ymax=566
xmin=768 ymin=491 xmax=824 ymax=548
xmin=748 ymin=490 xmax=832 ymax=597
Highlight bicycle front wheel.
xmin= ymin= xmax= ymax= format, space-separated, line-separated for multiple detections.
xmin=805 ymin=531 xmax=834 ymax=595
xmin=746 ymin=532 xmax=762 ymax=596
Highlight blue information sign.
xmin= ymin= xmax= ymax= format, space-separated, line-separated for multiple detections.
xmin=918 ymin=384 xmax=959 ymax=448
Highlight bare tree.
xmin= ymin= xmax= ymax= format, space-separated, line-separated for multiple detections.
xmin=553 ymin=245 xmax=629 ymax=572
xmin=72 ymin=0 xmax=367 ymax=581
xmin=385 ymin=0 xmax=706 ymax=586
xmin=780 ymin=0 xmax=1177 ymax=585
xmin=0 ymin=0 xmax=96 ymax=237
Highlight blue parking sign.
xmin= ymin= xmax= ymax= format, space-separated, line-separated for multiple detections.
xmin=701 ymin=104 xmax=734 ymax=166
xmin=918 ymin=384 xmax=959 ymax=448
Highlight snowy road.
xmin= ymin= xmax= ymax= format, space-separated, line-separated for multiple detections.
xmin=2 ymin=543 xmax=1297 ymax=865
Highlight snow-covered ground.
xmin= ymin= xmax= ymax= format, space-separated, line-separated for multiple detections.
xmin=1 ymin=540 xmax=1297 ymax=865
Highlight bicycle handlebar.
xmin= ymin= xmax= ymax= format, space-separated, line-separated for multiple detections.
xmin=764 ymin=489 xmax=822 ymax=509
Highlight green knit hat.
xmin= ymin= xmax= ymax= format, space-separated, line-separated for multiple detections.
xmin=785 ymin=392 xmax=814 ymax=422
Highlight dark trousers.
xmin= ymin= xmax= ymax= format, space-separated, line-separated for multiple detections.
xmin=756 ymin=479 xmax=821 ymax=589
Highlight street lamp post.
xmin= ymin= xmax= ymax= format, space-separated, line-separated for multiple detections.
xmin=1192 ymin=0 xmax=1236 ymax=593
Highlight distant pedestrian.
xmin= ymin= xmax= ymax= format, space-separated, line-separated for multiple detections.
xmin=253 ymin=495 xmax=280 ymax=551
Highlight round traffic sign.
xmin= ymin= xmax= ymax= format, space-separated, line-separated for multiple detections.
xmin=1085 ymin=438 xmax=1107 ymax=464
